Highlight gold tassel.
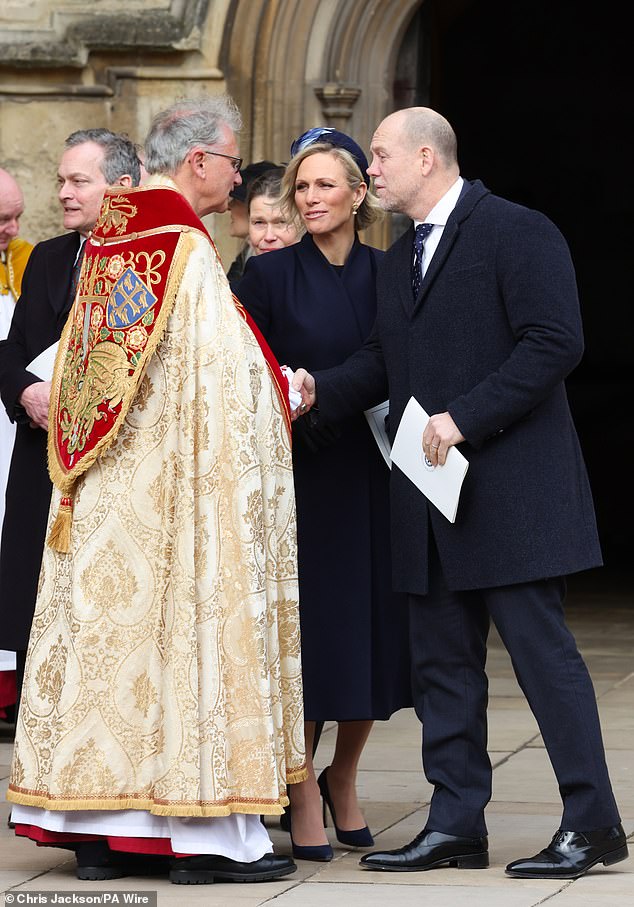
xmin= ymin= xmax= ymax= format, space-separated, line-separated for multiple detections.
xmin=47 ymin=495 xmax=74 ymax=553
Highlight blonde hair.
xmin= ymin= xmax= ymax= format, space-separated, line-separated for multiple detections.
xmin=281 ymin=143 xmax=382 ymax=231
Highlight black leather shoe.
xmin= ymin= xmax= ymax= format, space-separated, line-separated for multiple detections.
xmin=506 ymin=824 xmax=629 ymax=879
xmin=169 ymin=852 xmax=297 ymax=884
xmin=75 ymin=841 xmax=169 ymax=881
xmin=359 ymin=830 xmax=489 ymax=872
xmin=76 ymin=842 xmax=126 ymax=881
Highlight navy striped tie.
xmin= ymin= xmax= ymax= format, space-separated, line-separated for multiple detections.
xmin=412 ymin=223 xmax=433 ymax=299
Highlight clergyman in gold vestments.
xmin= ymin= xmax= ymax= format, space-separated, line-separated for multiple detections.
xmin=8 ymin=97 xmax=306 ymax=885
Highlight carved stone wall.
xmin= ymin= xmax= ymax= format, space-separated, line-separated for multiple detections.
xmin=0 ymin=0 xmax=423 ymax=256
xmin=224 ymin=0 xmax=424 ymax=249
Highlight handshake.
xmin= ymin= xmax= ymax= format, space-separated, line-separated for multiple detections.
xmin=280 ymin=364 xmax=464 ymax=466
xmin=280 ymin=366 xmax=343 ymax=452
xmin=281 ymin=365 xmax=316 ymax=421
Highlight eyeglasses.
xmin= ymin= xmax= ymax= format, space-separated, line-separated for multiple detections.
xmin=203 ymin=150 xmax=243 ymax=173
xmin=290 ymin=127 xmax=336 ymax=158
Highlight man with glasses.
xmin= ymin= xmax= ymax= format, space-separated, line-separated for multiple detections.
xmin=7 ymin=96 xmax=305 ymax=885
xmin=204 ymin=149 xmax=243 ymax=170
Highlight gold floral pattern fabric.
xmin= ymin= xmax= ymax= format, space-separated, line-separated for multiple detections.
xmin=8 ymin=199 xmax=306 ymax=817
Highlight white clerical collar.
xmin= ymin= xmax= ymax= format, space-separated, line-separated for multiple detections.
xmin=414 ymin=176 xmax=464 ymax=229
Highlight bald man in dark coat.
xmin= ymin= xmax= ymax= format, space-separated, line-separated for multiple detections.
xmin=292 ymin=107 xmax=627 ymax=881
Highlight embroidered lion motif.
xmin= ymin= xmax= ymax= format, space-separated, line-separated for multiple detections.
xmin=94 ymin=196 xmax=138 ymax=235
xmin=59 ymin=341 xmax=132 ymax=455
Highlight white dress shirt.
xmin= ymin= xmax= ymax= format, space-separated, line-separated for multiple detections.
xmin=413 ymin=176 xmax=464 ymax=278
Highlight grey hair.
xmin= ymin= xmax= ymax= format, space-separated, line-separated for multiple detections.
xmin=400 ymin=108 xmax=458 ymax=167
xmin=144 ymin=95 xmax=243 ymax=176
xmin=64 ymin=128 xmax=141 ymax=186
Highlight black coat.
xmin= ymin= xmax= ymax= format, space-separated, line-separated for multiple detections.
xmin=0 ymin=231 xmax=80 ymax=650
xmin=316 ymin=180 xmax=603 ymax=594
xmin=236 ymin=234 xmax=411 ymax=720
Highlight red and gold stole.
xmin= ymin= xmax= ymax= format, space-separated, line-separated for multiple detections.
xmin=47 ymin=185 xmax=290 ymax=552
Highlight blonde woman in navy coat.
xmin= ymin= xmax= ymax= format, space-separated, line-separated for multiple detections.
xmin=236 ymin=129 xmax=411 ymax=862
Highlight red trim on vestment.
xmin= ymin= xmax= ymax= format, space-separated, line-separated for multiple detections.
xmin=14 ymin=824 xmax=192 ymax=857
xmin=0 ymin=670 xmax=16 ymax=716
xmin=232 ymin=295 xmax=292 ymax=433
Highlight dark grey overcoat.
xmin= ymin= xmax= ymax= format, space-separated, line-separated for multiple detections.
xmin=316 ymin=180 xmax=602 ymax=594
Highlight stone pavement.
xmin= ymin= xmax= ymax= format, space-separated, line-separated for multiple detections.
xmin=1 ymin=571 xmax=632 ymax=906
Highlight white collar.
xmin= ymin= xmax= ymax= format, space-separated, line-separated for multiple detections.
xmin=414 ymin=176 xmax=464 ymax=228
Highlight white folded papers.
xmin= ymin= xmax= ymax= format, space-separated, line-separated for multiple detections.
xmin=27 ymin=341 xmax=59 ymax=381
xmin=390 ymin=396 xmax=469 ymax=523
xmin=0 ymin=649 xmax=16 ymax=672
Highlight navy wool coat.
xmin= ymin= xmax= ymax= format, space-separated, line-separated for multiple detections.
xmin=315 ymin=180 xmax=603 ymax=595
xmin=0 ymin=231 xmax=81 ymax=650
xmin=236 ymin=233 xmax=411 ymax=721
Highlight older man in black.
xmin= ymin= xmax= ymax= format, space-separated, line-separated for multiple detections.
xmin=0 ymin=129 xmax=140 ymax=705
xmin=292 ymin=106 xmax=627 ymax=880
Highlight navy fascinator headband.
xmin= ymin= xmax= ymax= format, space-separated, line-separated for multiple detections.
xmin=290 ymin=127 xmax=370 ymax=186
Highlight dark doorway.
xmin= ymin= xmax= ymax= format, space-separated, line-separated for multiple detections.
xmin=395 ymin=0 xmax=632 ymax=573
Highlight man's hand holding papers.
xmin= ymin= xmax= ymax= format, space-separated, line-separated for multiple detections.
xmin=390 ymin=396 xmax=469 ymax=523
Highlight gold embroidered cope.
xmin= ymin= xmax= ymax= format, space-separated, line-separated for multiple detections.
xmin=8 ymin=178 xmax=306 ymax=816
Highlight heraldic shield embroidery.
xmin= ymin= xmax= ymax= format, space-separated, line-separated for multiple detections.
xmin=9 ymin=180 xmax=307 ymax=816
xmin=47 ymin=186 xmax=292 ymax=554
xmin=50 ymin=225 xmax=179 ymax=488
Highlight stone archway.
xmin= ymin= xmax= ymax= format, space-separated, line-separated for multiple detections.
xmin=1 ymin=0 xmax=425 ymax=248
xmin=221 ymin=0 xmax=424 ymax=248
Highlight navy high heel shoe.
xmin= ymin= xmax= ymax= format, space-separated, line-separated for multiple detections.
xmin=289 ymin=817 xmax=333 ymax=862
xmin=317 ymin=766 xmax=374 ymax=848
